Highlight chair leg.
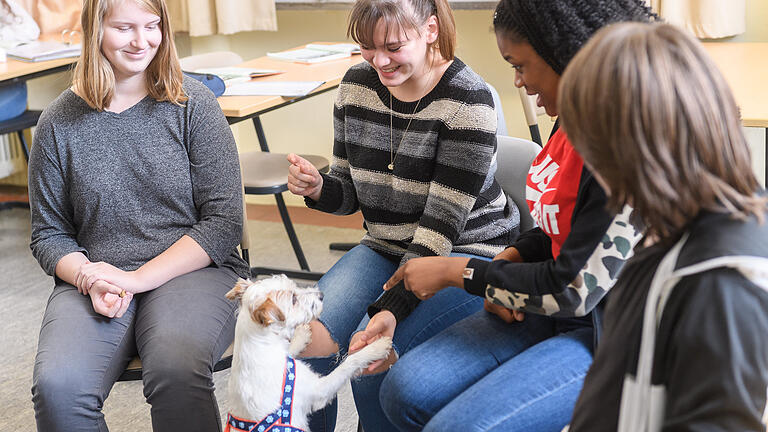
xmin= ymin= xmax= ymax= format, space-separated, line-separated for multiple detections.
xmin=529 ymin=125 xmax=543 ymax=147
xmin=274 ymin=193 xmax=311 ymax=271
xmin=0 ymin=131 xmax=31 ymax=211
xmin=17 ymin=130 xmax=30 ymax=162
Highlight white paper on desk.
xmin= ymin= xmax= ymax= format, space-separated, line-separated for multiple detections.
xmin=223 ymin=81 xmax=325 ymax=97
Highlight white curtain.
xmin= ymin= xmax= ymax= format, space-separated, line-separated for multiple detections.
xmin=16 ymin=0 xmax=81 ymax=35
xmin=167 ymin=0 xmax=277 ymax=36
xmin=647 ymin=0 xmax=745 ymax=39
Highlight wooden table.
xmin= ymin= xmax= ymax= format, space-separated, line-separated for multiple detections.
xmin=218 ymin=44 xmax=365 ymax=279
xmin=219 ymin=51 xmax=364 ymax=121
xmin=0 ymin=57 xmax=76 ymax=87
xmin=703 ymin=42 xmax=768 ymax=184
xmin=1 ymin=33 xmax=79 ymax=87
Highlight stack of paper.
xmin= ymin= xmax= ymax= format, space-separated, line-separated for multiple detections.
xmin=7 ymin=41 xmax=81 ymax=62
xmin=223 ymin=81 xmax=326 ymax=97
xmin=193 ymin=67 xmax=284 ymax=85
xmin=267 ymin=43 xmax=360 ymax=64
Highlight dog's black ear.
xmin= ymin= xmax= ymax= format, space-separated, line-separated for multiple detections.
xmin=251 ymin=297 xmax=286 ymax=326
xmin=226 ymin=278 xmax=251 ymax=301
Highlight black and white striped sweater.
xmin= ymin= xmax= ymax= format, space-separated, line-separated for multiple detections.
xmin=307 ymin=58 xmax=519 ymax=321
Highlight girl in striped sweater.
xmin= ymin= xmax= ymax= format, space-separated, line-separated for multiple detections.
xmin=286 ymin=0 xmax=518 ymax=430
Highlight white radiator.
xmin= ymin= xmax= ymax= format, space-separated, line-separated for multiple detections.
xmin=0 ymin=133 xmax=28 ymax=185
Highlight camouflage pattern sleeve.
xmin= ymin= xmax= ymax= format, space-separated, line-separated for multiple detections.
xmin=485 ymin=205 xmax=641 ymax=316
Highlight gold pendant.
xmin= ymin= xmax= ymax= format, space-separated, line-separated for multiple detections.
xmin=388 ymin=163 xmax=394 ymax=170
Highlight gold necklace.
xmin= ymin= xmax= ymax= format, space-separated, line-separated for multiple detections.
xmin=389 ymin=93 xmax=423 ymax=171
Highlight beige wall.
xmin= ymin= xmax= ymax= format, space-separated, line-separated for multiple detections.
xmin=728 ymin=0 xmax=768 ymax=42
xmin=16 ymin=0 xmax=768 ymax=197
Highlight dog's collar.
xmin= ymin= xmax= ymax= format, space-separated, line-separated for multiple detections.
xmin=225 ymin=357 xmax=305 ymax=432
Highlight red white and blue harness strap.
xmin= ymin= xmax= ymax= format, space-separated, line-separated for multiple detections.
xmin=225 ymin=357 xmax=305 ymax=432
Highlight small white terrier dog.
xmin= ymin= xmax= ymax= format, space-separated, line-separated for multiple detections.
xmin=225 ymin=275 xmax=392 ymax=432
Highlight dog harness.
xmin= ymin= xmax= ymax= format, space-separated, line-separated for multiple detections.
xmin=225 ymin=357 xmax=305 ymax=432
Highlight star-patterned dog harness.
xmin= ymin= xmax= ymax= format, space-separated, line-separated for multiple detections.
xmin=225 ymin=357 xmax=305 ymax=432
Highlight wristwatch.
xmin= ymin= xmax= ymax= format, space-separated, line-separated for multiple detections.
xmin=462 ymin=267 xmax=474 ymax=281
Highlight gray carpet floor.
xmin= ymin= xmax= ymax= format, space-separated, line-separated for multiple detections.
xmin=0 ymin=208 xmax=366 ymax=432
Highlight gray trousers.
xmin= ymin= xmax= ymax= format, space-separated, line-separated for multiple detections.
xmin=31 ymin=266 xmax=239 ymax=432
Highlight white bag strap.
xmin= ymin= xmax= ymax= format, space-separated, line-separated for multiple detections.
xmin=620 ymin=232 xmax=768 ymax=432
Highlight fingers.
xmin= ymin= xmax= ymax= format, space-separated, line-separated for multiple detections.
xmin=286 ymin=153 xmax=300 ymax=164
xmin=95 ymin=279 xmax=125 ymax=296
xmin=91 ymin=280 xmax=127 ymax=318
xmin=91 ymin=292 xmax=119 ymax=317
xmin=367 ymin=359 xmax=385 ymax=372
xmin=484 ymin=299 xmax=522 ymax=324
xmin=287 ymin=163 xmax=317 ymax=185
xmin=349 ymin=331 xmax=370 ymax=353
xmin=287 ymin=158 xmax=321 ymax=197
xmin=383 ymin=266 xmax=405 ymax=291
xmin=114 ymin=292 xmax=133 ymax=319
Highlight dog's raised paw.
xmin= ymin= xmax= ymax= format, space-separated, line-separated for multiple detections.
xmin=356 ymin=336 xmax=393 ymax=363
xmin=289 ymin=323 xmax=312 ymax=357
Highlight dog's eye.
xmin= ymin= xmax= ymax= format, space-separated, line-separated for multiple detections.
xmin=292 ymin=293 xmax=298 ymax=305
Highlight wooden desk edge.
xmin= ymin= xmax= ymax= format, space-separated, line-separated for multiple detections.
xmin=220 ymin=77 xmax=344 ymax=118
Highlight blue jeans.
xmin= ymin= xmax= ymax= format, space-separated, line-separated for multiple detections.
xmin=303 ymin=245 xmax=485 ymax=432
xmin=380 ymin=310 xmax=594 ymax=432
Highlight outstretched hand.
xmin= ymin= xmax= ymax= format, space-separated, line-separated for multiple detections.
xmin=349 ymin=310 xmax=397 ymax=372
xmin=383 ymin=256 xmax=469 ymax=300
xmin=287 ymin=153 xmax=323 ymax=201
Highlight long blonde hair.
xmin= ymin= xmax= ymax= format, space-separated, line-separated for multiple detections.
xmin=559 ymin=22 xmax=766 ymax=240
xmin=73 ymin=0 xmax=186 ymax=110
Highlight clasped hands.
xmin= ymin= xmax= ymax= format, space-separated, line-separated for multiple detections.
xmin=74 ymin=261 xmax=143 ymax=319
xmin=348 ymin=248 xmax=526 ymax=369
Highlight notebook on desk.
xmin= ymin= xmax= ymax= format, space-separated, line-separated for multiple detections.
xmin=7 ymin=41 xmax=81 ymax=62
xmin=223 ymin=81 xmax=325 ymax=97
xmin=193 ymin=67 xmax=284 ymax=85
xmin=267 ymin=43 xmax=360 ymax=64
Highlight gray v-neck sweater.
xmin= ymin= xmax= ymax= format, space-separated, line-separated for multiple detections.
xmin=28 ymin=78 xmax=249 ymax=279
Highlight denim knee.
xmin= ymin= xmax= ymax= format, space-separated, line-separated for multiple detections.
xmin=379 ymin=364 xmax=430 ymax=431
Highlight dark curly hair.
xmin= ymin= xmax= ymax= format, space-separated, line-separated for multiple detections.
xmin=493 ymin=0 xmax=658 ymax=75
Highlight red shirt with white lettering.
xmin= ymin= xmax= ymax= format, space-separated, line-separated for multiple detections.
xmin=525 ymin=128 xmax=583 ymax=258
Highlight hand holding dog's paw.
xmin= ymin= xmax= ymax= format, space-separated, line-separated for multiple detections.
xmin=347 ymin=336 xmax=393 ymax=375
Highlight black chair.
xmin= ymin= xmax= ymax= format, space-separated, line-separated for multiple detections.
xmin=0 ymin=109 xmax=41 ymax=210
xmin=239 ymin=148 xmax=329 ymax=281
xmin=117 ymin=344 xmax=234 ymax=381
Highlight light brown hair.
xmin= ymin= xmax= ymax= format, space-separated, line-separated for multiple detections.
xmin=347 ymin=0 xmax=456 ymax=61
xmin=559 ymin=22 xmax=766 ymax=240
xmin=73 ymin=0 xmax=186 ymax=111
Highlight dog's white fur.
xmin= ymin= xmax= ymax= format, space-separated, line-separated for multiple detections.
xmin=226 ymin=275 xmax=392 ymax=431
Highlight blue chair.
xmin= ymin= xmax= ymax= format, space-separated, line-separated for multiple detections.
xmin=0 ymin=82 xmax=39 ymax=210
